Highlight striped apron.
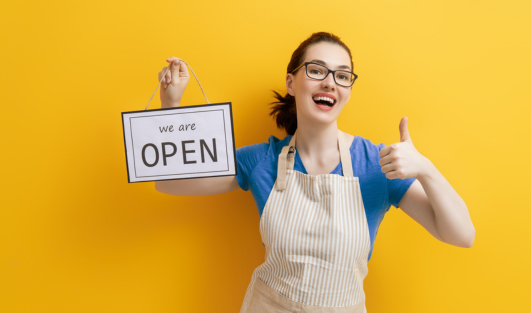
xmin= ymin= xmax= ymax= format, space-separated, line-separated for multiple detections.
xmin=240 ymin=129 xmax=371 ymax=313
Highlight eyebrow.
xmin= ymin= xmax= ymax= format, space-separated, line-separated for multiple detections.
xmin=309 ymin=59 xmax=351 ymax=71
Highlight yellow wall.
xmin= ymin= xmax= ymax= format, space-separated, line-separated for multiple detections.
xmin=1 ymin=0 xmax=529 ymax=312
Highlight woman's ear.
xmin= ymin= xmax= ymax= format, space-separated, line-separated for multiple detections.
xmin=286 ymin=73 xmax=295 ymax=96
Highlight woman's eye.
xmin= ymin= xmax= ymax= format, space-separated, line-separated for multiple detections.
xmin=337 ymin=74 xmax=348 ymax=80
xmin=310 ymin=69 xmax=322 ymax=74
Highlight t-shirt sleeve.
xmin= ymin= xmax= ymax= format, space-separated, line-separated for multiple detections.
xmin=235 ymin=142 xmax=269 ymax=191
xmin=377 ymin=143 xmax=416 ymax=208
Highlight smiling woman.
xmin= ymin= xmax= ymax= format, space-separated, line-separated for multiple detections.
xmin=154 ymin=31 xmax=475 ymax=312
xmin=269 ymin=34 xmax=355 ymax=136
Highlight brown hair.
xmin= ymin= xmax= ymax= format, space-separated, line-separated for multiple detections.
xmin=269 ymin=32 xmax=354 ymax=135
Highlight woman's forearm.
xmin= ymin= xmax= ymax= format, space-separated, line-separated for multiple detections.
xmin=155 ymin=175 xmax=241 ymax=197
xmin=417 ymin=159 xmax=475 ymax=247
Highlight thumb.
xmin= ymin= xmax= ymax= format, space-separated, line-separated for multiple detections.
xmin=170 ymin=59 xmax=181 ymax=77
xmin=399 ymin=117 xmax=411 ymax=142
xmin=180 ymin=60 xmax=190 ymax=78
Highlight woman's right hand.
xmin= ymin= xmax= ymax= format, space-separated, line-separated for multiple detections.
xmin=158 ymin=57 xmax=190 ymax=108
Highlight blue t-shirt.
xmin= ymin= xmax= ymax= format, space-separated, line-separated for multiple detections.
xmin=236 ymin=134 xmax=416 ymax=262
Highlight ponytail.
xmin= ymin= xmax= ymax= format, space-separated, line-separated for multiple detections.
xmin=269 ymin=90 xmax=297 ymax=136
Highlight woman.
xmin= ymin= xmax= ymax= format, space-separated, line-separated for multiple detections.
xmin=155 ymin=32 xmax=475 ymax=313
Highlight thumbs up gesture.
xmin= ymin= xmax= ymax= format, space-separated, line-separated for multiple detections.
xmin=378 ymin=117 xmax=431 ymax=180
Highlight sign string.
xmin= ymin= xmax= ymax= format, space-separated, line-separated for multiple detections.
xmin=145 ymin=60 xmax=210 ymax=110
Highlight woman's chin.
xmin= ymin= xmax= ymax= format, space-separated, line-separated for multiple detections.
xmin=301 ymin=112 xmax=340 ymax=127
xmin=297 ymin=102 xmax=342 ymax=126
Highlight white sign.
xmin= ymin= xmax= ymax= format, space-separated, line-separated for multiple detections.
xmin=122 ymin=102 xmax=237 ymax=183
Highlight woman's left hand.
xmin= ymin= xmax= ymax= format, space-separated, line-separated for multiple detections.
xmin=378 ymin=117 xmax=433 ymax=180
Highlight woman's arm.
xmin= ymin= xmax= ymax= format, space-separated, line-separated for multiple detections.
xmin=397 ymin=168 xmax=474 ymax=248
xmin=379 ymin=117 xmax=475 ymax=247
xmin=154 ymin=56 xmax=241 ymax=196
xmin=155 ymin=176 xmax=241 ymax=196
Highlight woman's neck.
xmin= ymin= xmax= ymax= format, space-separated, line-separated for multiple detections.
xmin=294 ymin=119 xmax=339 ymax=163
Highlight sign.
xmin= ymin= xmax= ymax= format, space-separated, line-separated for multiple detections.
xmin=122 ymin=102 xmax=237 ymax=183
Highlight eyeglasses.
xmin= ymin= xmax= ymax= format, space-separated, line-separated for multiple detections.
xmin=291 ymin=62 xmax=358 ymax=87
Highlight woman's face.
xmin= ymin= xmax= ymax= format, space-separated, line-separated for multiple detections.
xmin=286 ymin=42 xmax=353 ymax=128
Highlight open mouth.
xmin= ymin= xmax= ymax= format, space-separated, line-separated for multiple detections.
xmin=313 ymin=96 xmax=336 ymax=107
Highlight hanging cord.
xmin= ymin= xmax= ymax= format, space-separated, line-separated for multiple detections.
xmin=145 ymin=60 xmax=210 ymax=110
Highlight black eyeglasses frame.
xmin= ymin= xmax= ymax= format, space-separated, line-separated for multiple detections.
xmin=290 ymin=62 xmax=358 ymax=87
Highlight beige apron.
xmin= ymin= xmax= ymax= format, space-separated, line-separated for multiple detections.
xmin=240 ymin=129 xmax=371 ymax=313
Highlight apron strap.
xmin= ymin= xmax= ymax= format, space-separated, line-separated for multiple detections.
xmin=338 ymin=130 xmax=354 ymax=177
xmin=276 ymin=134 xmax=297 ymax=191
xmin=276 ymin=130 xmax=353 ymax=191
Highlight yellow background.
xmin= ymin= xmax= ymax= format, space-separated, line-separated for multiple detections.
xmin=1 ymin=0 xmax=530 ymax=312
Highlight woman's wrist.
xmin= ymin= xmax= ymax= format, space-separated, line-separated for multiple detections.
xmin=161 ymin=100 xmax=181 ymax=108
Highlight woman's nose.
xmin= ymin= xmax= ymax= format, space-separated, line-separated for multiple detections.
xmin=322 ymin=73 xmax=336 ymax=90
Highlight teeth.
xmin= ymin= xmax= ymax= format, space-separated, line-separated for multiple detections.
xmin=313 ymin=96 xmax=335 ymax=104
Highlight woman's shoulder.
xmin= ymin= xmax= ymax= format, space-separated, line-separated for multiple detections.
xmin=343 ymin=132 xmax=386 ymax=156
xmin=342 ymin=132 xmax=355 ymax=148
xmin=236 ymin=134 xmax=291 ymax=160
